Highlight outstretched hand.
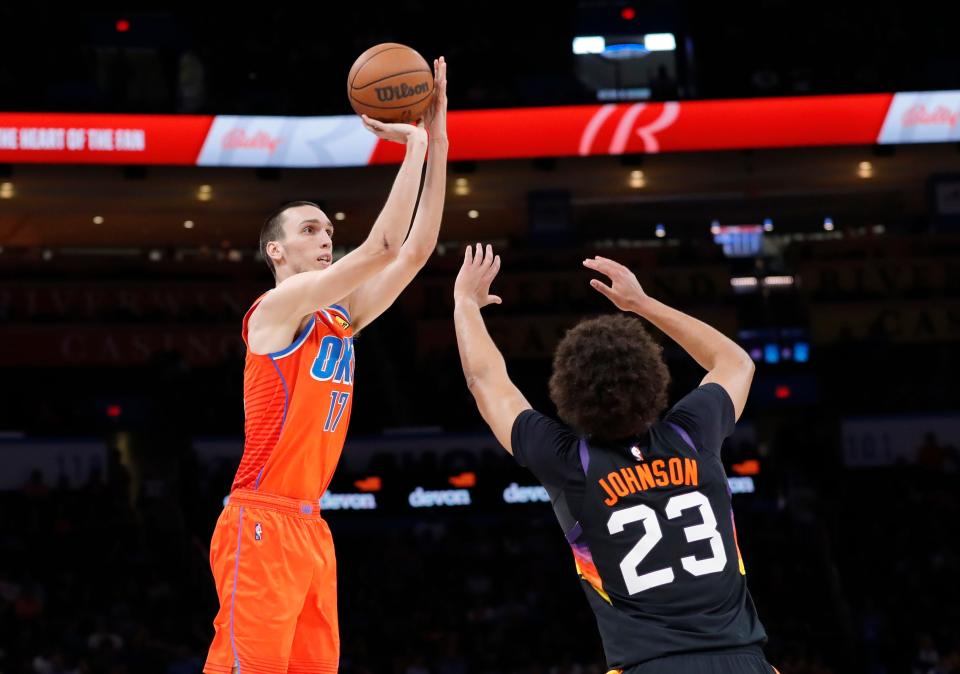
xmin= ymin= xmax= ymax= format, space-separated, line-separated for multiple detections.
xmin=582 ymin=256 xmax=649 ymax=312
xmin=423 ymin=56 xmax=447 ymax=142
xmin=454 ymin=243 xmax=502 ymax=309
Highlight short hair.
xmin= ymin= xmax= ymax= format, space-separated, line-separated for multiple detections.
xmin=259 ymin=200 xmax=321 ymax=278
xmin=548 ymin=314 xmax=670 ymax=443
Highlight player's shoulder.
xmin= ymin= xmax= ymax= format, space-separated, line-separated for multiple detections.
xmin=675 ymin=382 xmax=732 ymax=408
xmin=242 ymin=291 xmax=273 ymax=349
xmin=511 ymin=409 xmax=579 ymax=458
xmin=664 ymin=383 xmax=733 ymax=421
xmin=243 ymin=291 xmax=272 ymax=321
xmin=513 ymin=408 xmax=575 ymax=439
xmin=661 ymin=383 xmax=736 ymax=455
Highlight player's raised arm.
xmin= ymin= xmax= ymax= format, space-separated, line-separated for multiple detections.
xmin=583 ymin=255 xmax=755 ymax=421
xmin=342 ymin=56 xmax=449 ymax=333
xmin=453 ymin=244 xmax=531 ymax=454
xmin=248 ymin=122 xmax=428 ymax=353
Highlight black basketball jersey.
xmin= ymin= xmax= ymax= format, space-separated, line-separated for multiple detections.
xmin=510 ymin=383 xmax=767 ymax=670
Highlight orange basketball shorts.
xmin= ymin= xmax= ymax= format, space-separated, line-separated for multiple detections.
xmin=204 ymin=488 xmax=339 ymax=674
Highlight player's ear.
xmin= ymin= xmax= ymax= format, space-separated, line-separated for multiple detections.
xmin=266 ymin=240 xmax=284 ymax=265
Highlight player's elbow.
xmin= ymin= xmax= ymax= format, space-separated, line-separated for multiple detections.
xmin=464 ymin=371 xmax=484 ymax=394
xmin=400 ymin=242 xmax=434 ymax=268
xmin=714 ymin=348 xmax=754 ymax=375
xmin=359 ymin=236 xmax=400 ymax=266
xmin=732 ymin=354 xmax=756 ymax=392
xmin=463 ymin=369 xmax=498 ymax=406
xmin=379 ymin=233 xmax=402 ymax=261
xmin=723 ymin=353 xmax=755 ymax=381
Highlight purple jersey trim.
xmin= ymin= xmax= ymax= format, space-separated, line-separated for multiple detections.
xmin=666 ymin=421 xmax=697 ymax=452
xmin=565 ymin=521 xmax=583 ymax=543
xmin=578 ymin=438 xmax=590 ymax=473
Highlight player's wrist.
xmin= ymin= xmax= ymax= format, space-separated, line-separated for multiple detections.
xmin=405 ymin=134 xmax=429 ymax=151
xmin=454 ymin=294 xmax=479 ymax=308
xmin=627 ymin=295 xmax=655 ymax=316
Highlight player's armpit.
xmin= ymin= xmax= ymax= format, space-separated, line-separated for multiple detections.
xmin=340 ymin=246 xmax=430 ymax=332
xmin=468 ymin=371 xmax=532 ymax=455
xmin=249 ymin=245 xmax=396 ymax=353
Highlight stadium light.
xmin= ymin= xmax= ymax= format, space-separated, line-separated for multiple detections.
xmin=644 ymin=33 xmax=677 ymax=51
xmin=573 ymin=36 xmax=606 ymax=55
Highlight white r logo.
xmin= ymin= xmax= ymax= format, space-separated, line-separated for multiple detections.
xmin=579 ymin=102 xmax=681 ymax=155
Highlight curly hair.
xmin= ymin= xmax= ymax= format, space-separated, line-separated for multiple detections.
xmin=549 ymin=314 xmax=670 ymax=443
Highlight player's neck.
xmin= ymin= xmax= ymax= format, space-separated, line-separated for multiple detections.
xmin=274 ymin=267 xmax=300 ymax=286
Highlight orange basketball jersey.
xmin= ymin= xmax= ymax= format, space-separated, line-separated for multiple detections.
xmin=233 ymin=296 xmax=355 ymax=501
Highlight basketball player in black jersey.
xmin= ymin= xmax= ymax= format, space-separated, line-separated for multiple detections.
xmin=453 ymin=245 xmax=777 ymax=674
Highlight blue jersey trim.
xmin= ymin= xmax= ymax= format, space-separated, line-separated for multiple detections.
xmin=329 ymin=304 xmax=351 ymax=321
xmin=268 ymin=316 xmax=315 ymax=359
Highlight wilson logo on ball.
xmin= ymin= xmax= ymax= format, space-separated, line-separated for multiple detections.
xmin=348 ymin=42 xmax=434 ymax=122
xmin=374 ymin=82 xmax=430 ymax=103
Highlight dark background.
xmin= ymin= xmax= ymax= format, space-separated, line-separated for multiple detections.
xmin=1 ymin=3 xmax=959 ymax=673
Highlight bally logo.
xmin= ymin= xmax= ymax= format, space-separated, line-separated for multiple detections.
xmin=222 ymin=129 xmax=281 ymax=153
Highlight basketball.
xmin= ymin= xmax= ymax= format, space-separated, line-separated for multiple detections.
xmin=347 ymin=43 xmax=434 ymax=123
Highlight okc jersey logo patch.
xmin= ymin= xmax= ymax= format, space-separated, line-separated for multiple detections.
xmin=254 ymin=522 xmax=263 ymax=541
xmin=333 ymin=314 xmax=350 ymax=330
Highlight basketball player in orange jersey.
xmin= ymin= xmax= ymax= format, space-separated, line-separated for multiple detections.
xmin=203 ymin=57 xmax=447 ymax=674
